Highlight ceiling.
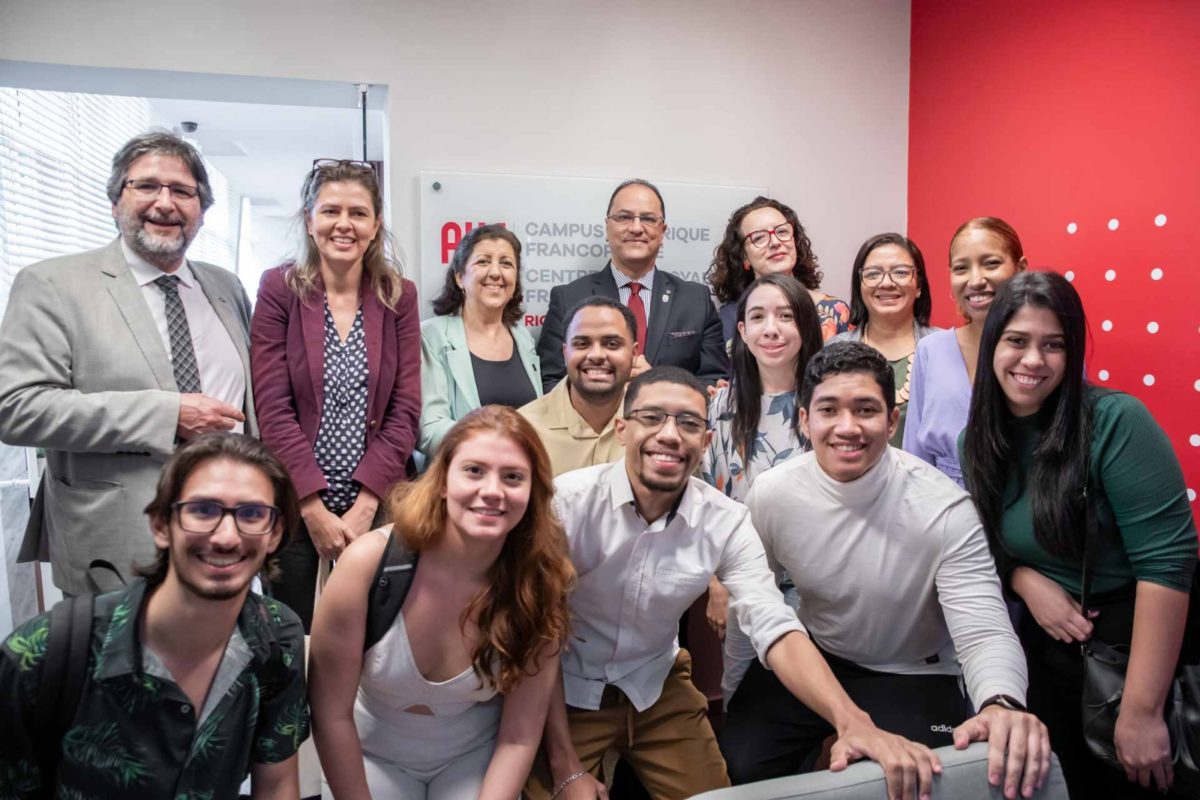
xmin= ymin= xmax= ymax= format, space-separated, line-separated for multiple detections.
xmin=148 ymin=97 xmax=386 ymax=217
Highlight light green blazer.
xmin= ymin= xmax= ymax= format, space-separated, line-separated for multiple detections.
xmin=418 ymin=314 xmax=542 ymax=456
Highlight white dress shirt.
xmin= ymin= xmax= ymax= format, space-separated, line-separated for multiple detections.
xmin=123 ymin=241 xmax=246 ymax=433
xmin=553 ymin=461 xmax=804 ymax=712
xmin=743 ymin=446 xmax=1027 ymax=708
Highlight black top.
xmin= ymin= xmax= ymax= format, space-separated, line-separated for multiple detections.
xmin=471 ymin=342 xmax=536 ymax=409
xmin=314 ymin=305 xmax=369 ymax=513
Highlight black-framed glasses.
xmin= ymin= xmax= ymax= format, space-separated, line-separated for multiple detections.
xmin=123 ymin=179 xmax=200 ymax=201
xmin=311 ymin=158 xmax=377 ymax=175
xmin=172 ymin=501 xmax=280 ymax=536
xmin=860 ymin=266 xmax=916 ymax=286
xmin=744 ymin=224 xmax=794 ymax=249
xmin=624 ymin=408 xmax=708 ymax=436
xmin=607 ymin=212 xmax=664 ymax=227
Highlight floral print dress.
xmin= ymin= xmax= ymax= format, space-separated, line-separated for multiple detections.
xmin=703 ymin=386 xmax=807 ymax=502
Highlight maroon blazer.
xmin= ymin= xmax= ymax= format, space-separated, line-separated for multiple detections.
xmin=250 ymin=265 xmax=420 ymax=501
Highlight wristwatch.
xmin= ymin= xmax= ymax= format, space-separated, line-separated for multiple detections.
xmin=979 ymin=693 xmax=1027 ymax=713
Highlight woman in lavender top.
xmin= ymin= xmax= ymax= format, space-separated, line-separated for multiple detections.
xmin=902 ymin=217 xmax=1026 ymax=486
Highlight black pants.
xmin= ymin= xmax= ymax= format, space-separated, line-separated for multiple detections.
xmin=719 ymin=651 xmax=973 ymax=785
xmin=1020 ymin=585 xmax=1197 ymax=799
xmin=268 ymin=519 xmax=323 ymax=633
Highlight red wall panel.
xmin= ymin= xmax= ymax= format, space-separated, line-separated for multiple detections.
xmin=909 ymin=0 xmax=1200 ymax=510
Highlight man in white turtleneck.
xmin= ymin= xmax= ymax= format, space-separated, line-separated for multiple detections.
xmin=721 ymin=341 xmax=1052 ymax=800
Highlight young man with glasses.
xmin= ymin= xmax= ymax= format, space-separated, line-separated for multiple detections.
xmin=535 ymin=179 xmax=728 ymax=393
xmin=0 ymin=130 xmax=257 ymax=596
xmin=0 ymin=433 xmax=309 ymax=799
xmin=527 ymin=366 xmax=946 ymax=800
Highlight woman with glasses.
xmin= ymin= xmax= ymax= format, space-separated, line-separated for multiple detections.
xmin=251 ymin=159 xmax=420 ymax=631
xmin=420 ymin=224 xmax=540 ymax=458
xmin=902 ymin=217 xmax=1026 ymax=486
xmin=701 ymin=274 xmax=823 ymax=702
xmin=708 ymin=196 xmax=850 ymax=347
xmin=829 ymin=233 xmax=940 ymax=446
xmin=961 ymin=272 xmax=1197 ymax=798
xmin=309 ymin=406 xmax=574 ymax=800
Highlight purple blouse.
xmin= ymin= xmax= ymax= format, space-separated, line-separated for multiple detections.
xmin=901 ymin=328 xmax=971 ymax=487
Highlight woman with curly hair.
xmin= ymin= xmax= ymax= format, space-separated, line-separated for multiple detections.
xmin=708 ymin=196 xmax=849 ymax=346
xmin=309 ymin=406 xmax=575 ymax=800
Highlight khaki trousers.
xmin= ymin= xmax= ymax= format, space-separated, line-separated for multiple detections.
xmin=527 ymin=650 xmax=729 ymax=800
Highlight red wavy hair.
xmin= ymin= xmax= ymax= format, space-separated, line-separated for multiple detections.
xmin=388 ymin=406 xmax=574 ymax=693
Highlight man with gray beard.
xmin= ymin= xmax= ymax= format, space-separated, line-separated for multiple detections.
xmin=0 ymin=131 xmax=256 ymax=595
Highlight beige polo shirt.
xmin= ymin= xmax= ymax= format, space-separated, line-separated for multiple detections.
xmin=519 ymin=380 xmax=624 ymax=478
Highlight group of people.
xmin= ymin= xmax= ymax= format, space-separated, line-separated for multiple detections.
xmin=0 ymin=129 xmax=1195 ymax=800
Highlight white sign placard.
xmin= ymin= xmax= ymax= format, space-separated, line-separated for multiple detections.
xmin=418 ymin=171 xmax=768 ymax=326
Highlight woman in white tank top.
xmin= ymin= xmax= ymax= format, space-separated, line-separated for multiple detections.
xmin=309 ymin=406 xmax=575 ymax=799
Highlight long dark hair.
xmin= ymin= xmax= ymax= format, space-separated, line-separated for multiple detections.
xmin=847 ymin=233 xmax=933 ymax=328
xmin=707 ymin=196 xmax=822 ymax=304
xmin=727 ymin=274 xmax=823 ymax=460
xmin=963 ymin=271 xmax=1091 ymax=560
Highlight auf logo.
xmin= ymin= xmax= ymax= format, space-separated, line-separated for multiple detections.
xmin=441 ymin=221 xmax=507 ymax=264
xmin=929 ymin=724 xmax=955 ymax=733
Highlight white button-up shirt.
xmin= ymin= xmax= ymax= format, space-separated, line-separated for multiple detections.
xmin=553 ymin=461 xmax=804 ymax=711
xmin=123 ymin=241 xmax=246 ymax=433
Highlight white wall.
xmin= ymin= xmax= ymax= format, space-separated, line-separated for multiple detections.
xmin=0 ymin=0 xmax=910 ymax=299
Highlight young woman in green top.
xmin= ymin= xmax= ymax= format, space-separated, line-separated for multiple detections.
xmin=962 ymin=271 xmax=1197 ymax=798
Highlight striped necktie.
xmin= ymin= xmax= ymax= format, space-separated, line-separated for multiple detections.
xmin=154 ymin=274 xmax=202 ymax=394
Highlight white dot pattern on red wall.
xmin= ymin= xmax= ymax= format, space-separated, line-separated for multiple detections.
xmin=1063 ymin=213 xmax=1194 ymax=503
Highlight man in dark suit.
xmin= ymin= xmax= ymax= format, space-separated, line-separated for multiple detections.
xmin=536 ymin=179 xmax=729 ymax=392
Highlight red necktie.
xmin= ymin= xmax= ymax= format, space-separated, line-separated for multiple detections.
xmin=627 ymin=282 xmax=648 ymax=351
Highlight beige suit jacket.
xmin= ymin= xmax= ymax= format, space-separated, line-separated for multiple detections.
xmin=0 ymin=238 xmax=257 ymax=594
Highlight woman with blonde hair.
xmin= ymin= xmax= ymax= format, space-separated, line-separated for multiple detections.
xmin=251 ymin=159 xmax=420 ymax=630
xmin=309 ymin=406 xmax=575 ymax=799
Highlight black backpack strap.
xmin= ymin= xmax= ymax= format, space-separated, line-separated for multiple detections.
xmin=35 ymin=593 xmax=94 ymax=794
xmin=363 ymin=529 xmax=417 ymax=652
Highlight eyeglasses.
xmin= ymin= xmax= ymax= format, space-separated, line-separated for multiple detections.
xmin=311 ymin=158 xmax=377 ymax=174
xmin=123 ymin=179 xmax=200 ymax=201
xmin=172 ymin=501 xmax=280 ymax=536
xmin=624 ymin=408 xmax=708 ymax=436
xmin=607 ymin=212 xmax=664 ymax=227
xmin=744 ymin=224 xmax=794 ymax=249
xmin=860 ymin=266 xmax=916 ymax=286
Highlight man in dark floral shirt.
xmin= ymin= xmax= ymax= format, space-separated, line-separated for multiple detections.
xmin=0 ymin=433 xmax=310 ymax=799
